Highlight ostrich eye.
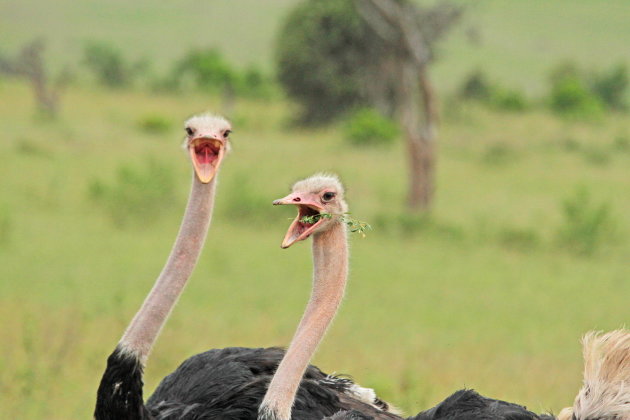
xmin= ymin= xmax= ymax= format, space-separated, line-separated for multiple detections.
xmin=322 ymin=192 xmax=336 ymax=202
xmin=224 ymin=130 xmax=231 ymax=138
xmin=185 ymin=127 xmax=194 ymax=136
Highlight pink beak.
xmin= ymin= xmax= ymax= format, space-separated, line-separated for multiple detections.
xmin=273 ymin=193 xmax=326 ymax=249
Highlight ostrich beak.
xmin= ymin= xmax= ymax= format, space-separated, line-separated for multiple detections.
xmin=188 ymin=136 xmax=226 ymax=183
xmin=273 ymin=193 xmax=326 ymax=249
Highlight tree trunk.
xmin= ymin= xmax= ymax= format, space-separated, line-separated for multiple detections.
xmin=406 ymin=131 xmax=434 ymax=210
xmin=400 ymin=61 xmax=435 ymax=211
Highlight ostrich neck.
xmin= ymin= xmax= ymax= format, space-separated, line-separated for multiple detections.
xmin=119 ymin=173 xmax=217 ymax=364
xmin=260 ymin=222 xmax=348 ymax=420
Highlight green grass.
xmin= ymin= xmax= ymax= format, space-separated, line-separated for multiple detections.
xmin=0 ymin=81 xmax=629 ymax=418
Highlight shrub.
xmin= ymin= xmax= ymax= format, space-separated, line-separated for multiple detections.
xmin=343 ymin=108 xmax=398 ymax=146
xmin=547 ymin=61 xmax=627 ymax=117
xmin=275 ymin=0 xmax=376 ymax=124
xmin=174 ymin=48 xmax=237 ymax=93
xmin=89 ymin=159 xmax=176 ymax=228
xmin=83 ymin=42 xmax=141 ymax=88
xmin=549 ymin=76 xmax=604 ymax=119
xmin=490 ymin=88 xmax=527 ymax=111
xmin=458 ymin=70 xmax=527 ymax=111
xmin=459 ymin=70 xmax=492 ymax=101
xmin=557 ymin=188 xmax=615 ymax=255
xmin=591 ymin=63 xmax=628 ymax=110
xmin=137 ymin=114 xmax=172 ymax=134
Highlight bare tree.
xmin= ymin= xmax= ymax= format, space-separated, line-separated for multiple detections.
xmin=355 ymin=0 xmax=462 ymax=211
xmin=0 ymin=39 xmax=68 ymax=117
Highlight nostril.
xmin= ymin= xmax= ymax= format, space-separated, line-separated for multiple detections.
xmin=293 ymin=197 xmax=301 ymax=202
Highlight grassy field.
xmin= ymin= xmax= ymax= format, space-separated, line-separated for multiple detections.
xmin=0 ymin=80 xmax=629 ymax=418
xmin=2 ymin=0 xmax=630 ymax=93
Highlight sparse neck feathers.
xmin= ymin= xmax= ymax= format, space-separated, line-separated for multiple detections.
xmin=119 ymin=174 xmax=217 ymax=364
xmin=259 ymin=221 xmax=348 ymax=420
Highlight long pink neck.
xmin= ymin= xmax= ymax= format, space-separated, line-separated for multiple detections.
xmin=119 ymin=174 xmax=217 ymax=364
xmin=260 ymin=223 xmax=348 ymax=420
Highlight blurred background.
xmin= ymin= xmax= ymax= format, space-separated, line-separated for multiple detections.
xmin=1 ymin=0 xmax=629 ymax=418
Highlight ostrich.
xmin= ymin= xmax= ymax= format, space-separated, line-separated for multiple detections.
xmin=259 ymin=173 xmax=554 ymax=420
xmin=558 ymin=330 xmax=630 ymax=420
xmin=94 ymin=113 xmax=232 ymax=419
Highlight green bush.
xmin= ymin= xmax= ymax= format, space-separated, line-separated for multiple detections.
xmin=137 ymin=114 xmax=172 ymax=134
xmin=549 ymin=76 xmax=604 ymax=118
xmin=275 ymin=0 xmax=375 ymax=124
xmin=168 ymin=49 xmax=273 ymax=98
xmin=547 ymin=61 xmax=627 ymax=116
xmin=591 ymin=63 xmax=628 ymax=110
xmin=459 ymin=70 xmax=527 ymax=111
xmin=459 ymin=70 xmax=492 ymax=101
xmin=174 ymin=48 xmax=237 ymax=92
xmin=557 ymin=188 xmax=615 ymax=255
xmin=89 ymin=159 xmax=176 ymax=228
xmin=343 ymin=108 xmax=398 ymax=146
xmin=490 ymin=88 xmax=527 ymax=111
xmin=83 ymin=42 xmax=142 ymax=88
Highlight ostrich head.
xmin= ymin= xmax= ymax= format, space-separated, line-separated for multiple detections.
xmin=273 ymin=173 xmax=348 ymax=248
xmin=184 ymin=113 xmax=232 ymax=183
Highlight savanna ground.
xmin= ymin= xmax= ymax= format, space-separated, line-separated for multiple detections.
xmin=1 ymin=1 xmax=630 ymax=419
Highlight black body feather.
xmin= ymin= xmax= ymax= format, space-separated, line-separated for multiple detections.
xmin=95 ymin=345 xmax=152 ymax=420
xmin=96 ymin=346 xmax=554 ymax=420
xmin=146 ymin=347 xmax=396 ymax=419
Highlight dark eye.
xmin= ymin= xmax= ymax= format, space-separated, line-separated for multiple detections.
xmin=185 ymin=127 xmax=194 ymax=136
xmin=224 ymin=130 xmax=231 ymax=138
xmin=322 ymin=192 xmax=336 ymax=202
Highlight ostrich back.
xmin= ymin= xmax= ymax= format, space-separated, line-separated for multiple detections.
xmin=146 ymin=347 xmax=399 ymax=420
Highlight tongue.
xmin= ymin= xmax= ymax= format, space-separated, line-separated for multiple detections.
xmin=198 ymin=146 xmax=215 ymax=164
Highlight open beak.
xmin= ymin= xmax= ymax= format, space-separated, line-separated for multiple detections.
xmin=273 ymin=193 xmax=326 ymax=249
xmin=188 ymin=136 xmax=226 ymax=183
